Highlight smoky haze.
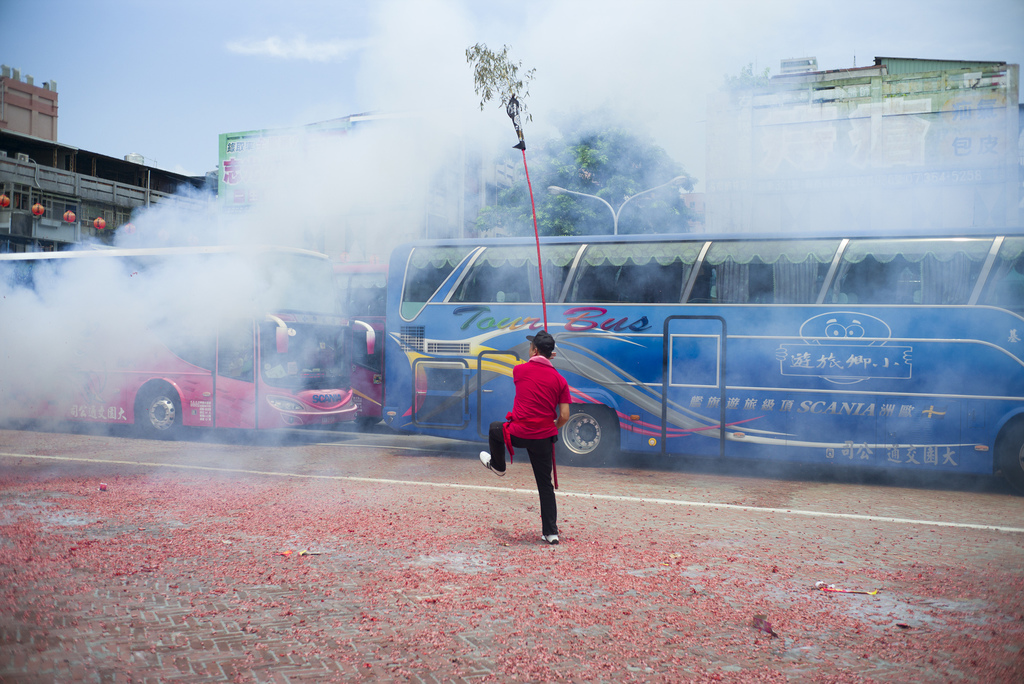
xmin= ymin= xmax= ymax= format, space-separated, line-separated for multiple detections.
xmin=2 ymin=0 xmax=1021 ymax=483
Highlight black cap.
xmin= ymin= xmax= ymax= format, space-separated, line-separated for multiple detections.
xmin=526 ymin=330 xmax=555 ymax=355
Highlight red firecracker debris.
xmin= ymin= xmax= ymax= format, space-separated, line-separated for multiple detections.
xmin=752 ymin=614 xmax=778 ymax=638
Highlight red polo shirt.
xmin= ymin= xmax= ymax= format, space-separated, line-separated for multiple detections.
xmin=508 ymin=355 xmax=571 ymax=439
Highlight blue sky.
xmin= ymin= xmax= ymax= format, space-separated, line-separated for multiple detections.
xmin=4 ymin=0 xmax=1023 ymax=188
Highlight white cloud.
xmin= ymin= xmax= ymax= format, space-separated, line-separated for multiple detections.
xmin=225 ymin=35 xmax=365 ymax=62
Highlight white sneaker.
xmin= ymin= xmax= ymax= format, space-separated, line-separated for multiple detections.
xmin=479 ymin=451 xmax=505 ymax=477
xmin=542 ymin=534 xmax=559 ymax=545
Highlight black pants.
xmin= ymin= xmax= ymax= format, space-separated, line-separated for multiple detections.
xmin=488 ymin=421 xmax=558 ymax=537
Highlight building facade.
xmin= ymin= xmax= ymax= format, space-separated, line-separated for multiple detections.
xmin=0 ymin=129 xmax=209 ymax=252
xmin=705 ymin=57 xmax=1021 ymax=234
xmin=1 ymin=64 xmax=58 ymax=141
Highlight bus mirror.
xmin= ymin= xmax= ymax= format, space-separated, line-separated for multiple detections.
xmin=267 ymin=314 xmax=295 ymax=354
xmin=354 ymin=320 xmax=375 ymax=355
xmin=276 ymin=327 xmax=289 ymax=354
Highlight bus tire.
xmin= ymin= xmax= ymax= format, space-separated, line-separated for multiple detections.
xmin=558 ymin=404 xmax=619 ymax=467
xmin=135 ymin=382 xmax=182 ymax=439
xmin=996 ymin=418 xmax=1024 ymax=493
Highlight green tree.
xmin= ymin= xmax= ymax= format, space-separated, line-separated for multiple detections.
xmin=475 ymin=182 xmax=535 ymax=237
xmin=465 ymin=43 xmax=536 ymax=124
xmin=723 ymin=62 xmax=772 ymax=90
xmin=476 ymin=117 xmax=695 ymax=237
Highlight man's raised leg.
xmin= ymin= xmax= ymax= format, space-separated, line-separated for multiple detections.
xmin=480 ymin=421 xmax=507 ymax=476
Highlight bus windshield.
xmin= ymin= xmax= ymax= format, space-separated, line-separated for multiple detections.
xmin=260 ymin=318 xmax=349 ymax=391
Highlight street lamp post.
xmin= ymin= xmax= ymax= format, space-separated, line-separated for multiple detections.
xmin=547 ymin=176 xmax=689 ymax=235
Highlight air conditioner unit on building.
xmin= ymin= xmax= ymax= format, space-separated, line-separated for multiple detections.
xmin=16 ymin=153 xmax=30 ymax=163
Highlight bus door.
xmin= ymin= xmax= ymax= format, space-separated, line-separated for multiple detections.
xmin=215 ymin=320 xmax=256 ymax=429
xmin=661 ymin=315 xmax=727 ymax=459
xmin=350 ymin=318 xmax=384 ymax=421
xmin=475 ymin=350 xmax=521 ymax=438
xmin=412 ymin=359 xmax=469 ymax=428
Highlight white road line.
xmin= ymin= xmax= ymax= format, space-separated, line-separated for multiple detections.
xmin=314 ymin=443 xmax=449 ymax=452
xmin=3 ymin=451 xmax=1022 ymax=534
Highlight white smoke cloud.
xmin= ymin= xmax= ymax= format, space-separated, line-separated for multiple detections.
xmin=226 ymin=35 xmax=367 ymax=62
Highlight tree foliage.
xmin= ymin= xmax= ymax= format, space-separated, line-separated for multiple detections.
xmin=465 ymin=43 xmax=536 ymax=123
xmin=722 ymin=62 xmax=772 ymax=90
xmin=475 ymin=117 xmax=696 ymax=237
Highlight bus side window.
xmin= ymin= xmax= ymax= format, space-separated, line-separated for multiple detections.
xmin=453 ymin=258 xmax=524 ymax=303
xmin=981 ymin=238 xmax=1024 ymax=313
xmin=626 ymin=261 xmax=685 ymax=303
xmin=570 ymin=260 xmax=619 ymax=303
xmin=832 ymin=256 xmax=913 ymax=304
xmin=830 ymin=239 xmax=990 ymax=305
xmin=452 ymin=245 xmax=579 ymax=304
xmin=218 ymin=322 xmax=254 ymax=382
xmin=570 ymin=243 xmax=696 ymax=304
xmin=695 ymin=240 xmax=838 ymax=305
xmin=687 ymin=264 xmax=713 ymax=303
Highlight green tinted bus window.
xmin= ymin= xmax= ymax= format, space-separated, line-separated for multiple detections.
xmin=981 ymin=237 xmax=1024 ymax=313
xmin=691 ymin=240 xmax=839 ymax=304
xmin=451 ymin=245 xmax=580 ymax=304
xmin=829 ymin=238 xmax=991 ymax=305
xmin=570 ymin=242 xmax=701 ymax=304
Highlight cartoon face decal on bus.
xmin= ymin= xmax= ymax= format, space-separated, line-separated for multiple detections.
xmin=777 ymin=311 xmax=912 ymax=385
xmin=801 ymin=311 xmax=890 ymax=346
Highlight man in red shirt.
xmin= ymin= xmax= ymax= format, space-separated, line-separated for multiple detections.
xmin=480 ymin=330 xmax=571 ymax=544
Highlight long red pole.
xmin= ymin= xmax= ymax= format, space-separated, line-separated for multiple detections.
xmin=520 ymin=148 xmax=547 ymax=330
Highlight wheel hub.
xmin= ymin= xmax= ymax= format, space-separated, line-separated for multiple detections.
xmin=564 ymin=413 xmax=601 ymax=455
xmin=148 ymin=397 xmax=176 ymax=431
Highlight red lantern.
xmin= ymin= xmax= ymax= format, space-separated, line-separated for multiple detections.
xmin=123 ymin=222 xmax=137 ymax=235
xmin=63 ymin=210 xmax=77 ymax=223
xmin=0 ymin=194 xmax=10 ymax=208
xmin=31 ymin=203 xmax=45 ymax=217
xmin=93 ymin=217 xmax=106 ymax=231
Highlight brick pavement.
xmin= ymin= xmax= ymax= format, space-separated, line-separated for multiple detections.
xmin=1 ymin=428 xmax=1023 ymax=683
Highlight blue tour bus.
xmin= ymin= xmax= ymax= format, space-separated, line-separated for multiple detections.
xmin=379 ymin=230 xmax=1024 ymax=490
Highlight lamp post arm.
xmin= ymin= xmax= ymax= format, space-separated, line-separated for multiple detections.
xmin=614 ymin=176 xmax=685 ymax=224
xmin=549 ymin=175 xmax=687 ymax=236
xmin=549 ymin=187 xmax=617 ymax=232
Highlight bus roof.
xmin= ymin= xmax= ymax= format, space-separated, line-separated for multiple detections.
xmin=394 ymin=226 xmax=1024 ymax=250
xmin=333 ymin=261 xmax=388 ymax=274
xmin=0 ymin=245 xmax=329 ymax=262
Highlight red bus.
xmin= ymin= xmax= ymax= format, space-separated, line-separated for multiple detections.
xmin=0 ymin=246 xmax=360 ymax=435
xmin=334 ymin=259 xmax=387 ymax=430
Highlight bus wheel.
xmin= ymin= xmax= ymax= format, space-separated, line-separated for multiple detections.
xmin=996 ymin=419 xmax=1024 ymax=493
xmin=135 ymin=383 xmax=181 ymax=439
xmin=558 ymin=405 xmax=619 ymax=467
